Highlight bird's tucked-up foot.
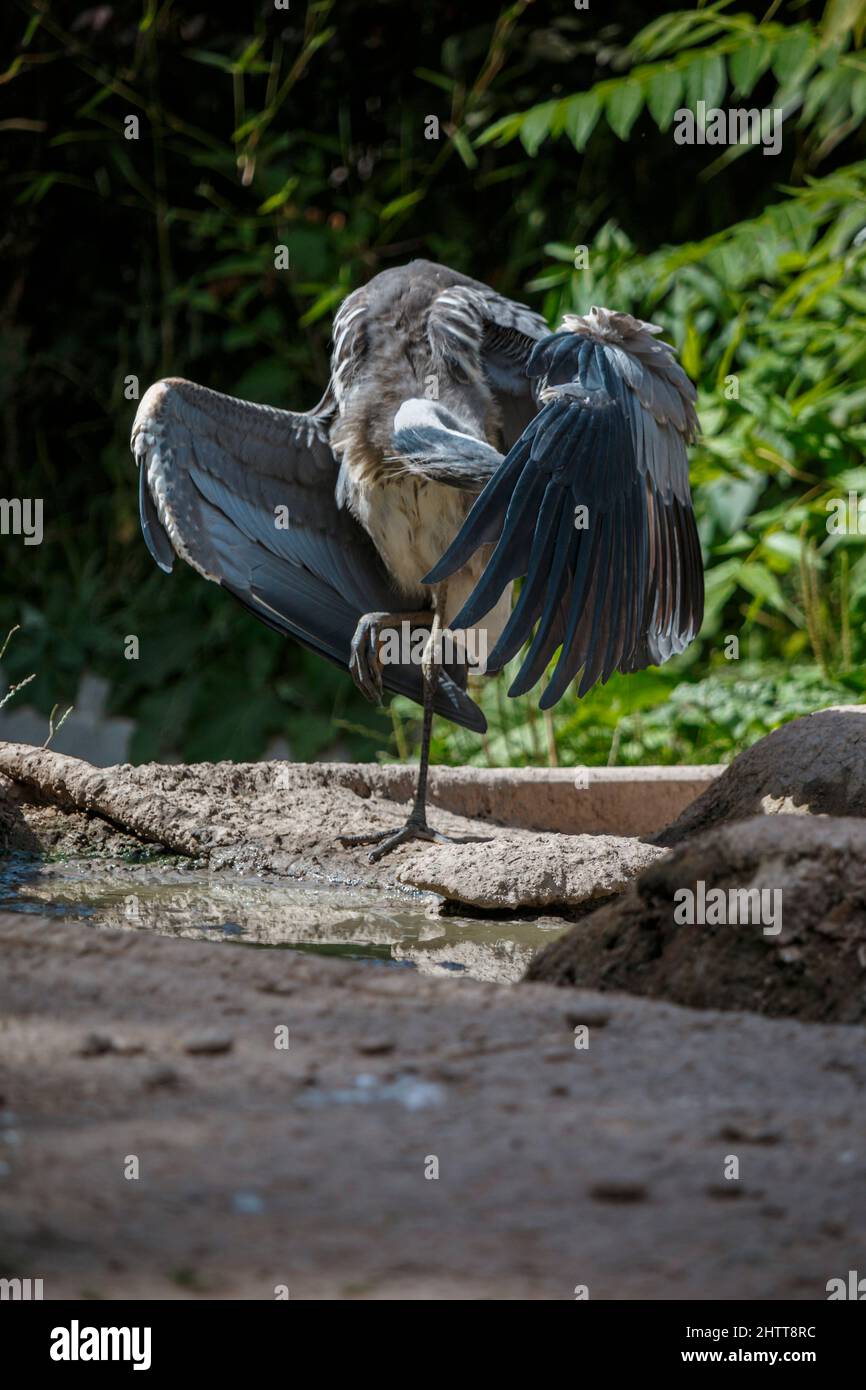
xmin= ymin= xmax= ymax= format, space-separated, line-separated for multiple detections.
xmin=349 ymin=610 xmax=432 ymax=704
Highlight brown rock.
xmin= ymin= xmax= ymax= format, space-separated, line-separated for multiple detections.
xmin=78 ymin=1032 xmax=144 ymax=1057
xmin=525 ymin=816 xmax=866 ymax=1023
xmin=657 ymin=706 xmax=866 ymax=847
xmin=356 ymin=1038 xmax=396 ymax=1056
xmin=181 ymin=1031 xmax=234 ymax=1056
xmin=398 ymin=834 xmax=662 ymax=910
xmin=590 ymin=1179 xmax=648 ymax=1203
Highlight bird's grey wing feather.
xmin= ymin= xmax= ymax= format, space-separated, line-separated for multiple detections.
xmin=132 ymin=378 xmax=485 ymax=732
xmin=426 ymin=284 xmax=549 ymax=448
xmin=138 ymin=457 xmax=176 ymax=573
xmin=423 ymin=322 xmax=703 ymax=708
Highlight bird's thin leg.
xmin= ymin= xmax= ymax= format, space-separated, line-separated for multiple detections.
xmin=340 ymin=595 xmax=489 ymax=863
xmin=409 ymin=644 xmax=437 ymax=827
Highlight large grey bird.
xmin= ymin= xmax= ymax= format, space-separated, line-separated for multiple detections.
xmin=132 ymin=259 xmax=703 ymax=859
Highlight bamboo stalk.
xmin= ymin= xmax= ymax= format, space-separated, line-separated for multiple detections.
xmin=543 ymin=709 xmax=558 ymax=767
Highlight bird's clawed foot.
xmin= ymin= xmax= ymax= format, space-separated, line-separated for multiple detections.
xmin=349 ymin=610 xmax=434 ymax=705
xmin=339 ymin=816 xmax=478 ymax=863
xmin=348 ymin=612 xmax=388 ymax=704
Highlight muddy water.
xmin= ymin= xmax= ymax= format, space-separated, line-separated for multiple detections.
xmin=0 ymin=854 xmax=566 ymax=983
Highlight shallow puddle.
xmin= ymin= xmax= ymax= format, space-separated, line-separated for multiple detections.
xmin=0 ymin=854 xmax=566 ymax=983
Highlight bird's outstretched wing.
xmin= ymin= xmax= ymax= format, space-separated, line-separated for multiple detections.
xmin=424 ymin=309 xmax=703 ymax=708
xmin=132 ymin=378 xmax=485 ymax=731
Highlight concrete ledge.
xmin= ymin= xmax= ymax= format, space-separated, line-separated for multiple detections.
xmin=360 ymin=763 xmax=724 ymax=836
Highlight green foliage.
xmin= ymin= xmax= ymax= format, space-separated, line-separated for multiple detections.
xmin=613 ymin=662 xmax=865 ymax=763
xmin=480 ymin=1 xmax=866 ymax=162
xmin=2 ymin=1 xmax=865 ymax=769
xmin=398 ymin=658 xmax=862 ymax=767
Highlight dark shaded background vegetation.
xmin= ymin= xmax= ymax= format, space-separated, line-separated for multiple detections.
xmin=2 ymin=0 xmax=865 ymax=767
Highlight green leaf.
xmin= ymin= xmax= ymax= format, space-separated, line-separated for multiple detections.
xmin=564 ymin=91 xmax=601 ymax=151
xmin=413 ymin=67 xmax=455 ymax=93
xmin=729 ymin=38 xmax=771 ymax=97
xmin=633 ymin=11 xmax=729 ymax=62
xmin=235 ymin=37 xmax=264 ymax=74
xmin=802 ymin=69 xmax=838 ymax=124
xmin=451 ymin=128 xmax=478 ymax=168
xmin=476 ymin=113 xmax=524 ymax=147
xmin=686 ymin=51 xmax=727 ymax=113
xmin=851 ymin=72 xmax=866 ymax=121
xmin=681 ymin=315 xmax=702 ymax=379
xmin=184 ymin=49 xmax=236 ymax=73
xmin=543 ymin=241 xmax=579 ymax=263
xmin=736 ymin=561 xmax=788 ymax=612
xmin=257 ymin=178 xmax=299 ymax=214
xmin=822 ymin=0 xmax=866 ymax=47
xmin=298 ymin=284 xmax=345 ymax=328
xmin=605 ymin=81 xmax=644 ymax=141
xmin=139 ymin=0 xmax=157 ymax=34
xmin=379 ymin=188 xmax=425 ymax=220
xmin=771 ymin=29 xmax=814 ymax=84
xmin=762 ymin=532 xmax=803 ymax=566
xmin=519 ymin=100 xmax=559 ymax=155
xmin=703 ymin=558 xmax=742 ymax=611
xmin=646 ymin=67 xmax=683 ymax=130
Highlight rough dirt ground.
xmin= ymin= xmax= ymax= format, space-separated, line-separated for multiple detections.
xmin=3 ymin=912 xmax=865 ymax=1301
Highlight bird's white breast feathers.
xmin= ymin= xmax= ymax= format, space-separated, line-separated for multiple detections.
xmin=342 ymin=465 xmax=511 ymax=652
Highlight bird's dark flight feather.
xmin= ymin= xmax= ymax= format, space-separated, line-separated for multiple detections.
xmin=424 ymin=323 xmax=703 ymax=708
